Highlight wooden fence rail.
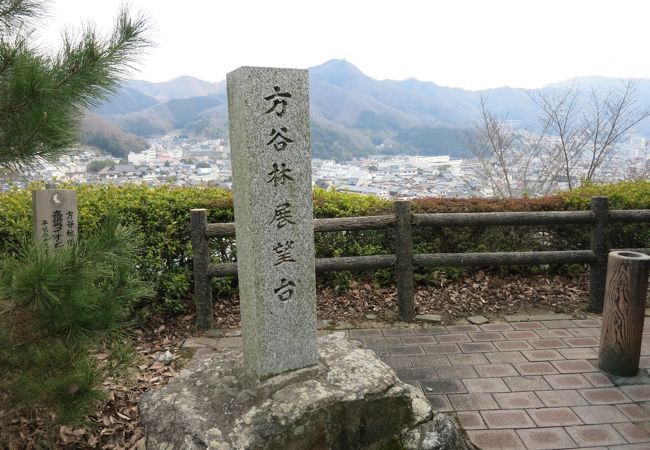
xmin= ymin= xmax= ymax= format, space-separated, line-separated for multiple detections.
xmin=191 ymin=196 xmax=650 ymax=330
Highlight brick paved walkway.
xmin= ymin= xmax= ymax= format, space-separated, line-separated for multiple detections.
xmin=349 ymin=318 xmax=650 ymax=450
xmin=185 ymin=317 xmax=650 ymax=449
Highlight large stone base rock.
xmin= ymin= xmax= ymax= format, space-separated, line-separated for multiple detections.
xmin=140 ymin=333 xmax=475 ymax=450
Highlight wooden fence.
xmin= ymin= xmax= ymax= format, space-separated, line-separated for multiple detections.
xmin=190 ymin=196 xmax=650 ymax=330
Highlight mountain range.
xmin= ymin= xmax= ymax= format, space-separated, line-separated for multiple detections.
xmin=86 ymin=60 xmax=650 ymax=160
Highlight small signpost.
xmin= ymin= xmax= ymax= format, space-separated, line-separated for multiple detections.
xmin=32 ymin=188 xmax=78 ymax=248
xmin=227 ymin=66 xmax=317 ymax=379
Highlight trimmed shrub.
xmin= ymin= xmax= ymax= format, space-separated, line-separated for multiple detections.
xmin=0 ymin=181 xmax=648 ymax=313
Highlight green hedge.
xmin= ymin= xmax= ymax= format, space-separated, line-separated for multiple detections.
xmin=1 ymin=181 xmax=648 ymax=313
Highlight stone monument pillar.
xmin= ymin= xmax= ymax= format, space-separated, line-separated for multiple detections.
xmin=139 ymin=66 xmax=474 ymax=450
xmin=227 ymin=66 xmax=317 ymax=379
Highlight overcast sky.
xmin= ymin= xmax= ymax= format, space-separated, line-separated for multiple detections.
xmin=40 ymin=0 xmax=650 ymax=90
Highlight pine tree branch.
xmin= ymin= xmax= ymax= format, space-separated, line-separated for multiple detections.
xmin=0 ymin=2 xmax=151 ymax=170
xmin=0 ymin=0 xmax=43 ymax=36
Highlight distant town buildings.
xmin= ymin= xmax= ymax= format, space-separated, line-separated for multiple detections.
xmin=2 ymin=132 xmax=647 ymax=197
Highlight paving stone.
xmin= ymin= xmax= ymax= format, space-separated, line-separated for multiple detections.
xmin=513 ymin=362 xmax=558 ymax=376
xmin=447 ymin=353 xmax=490 ymax=366
xmin=422 ymin=343 xmax=461 ymax=355
xmin=558 ymin=347 xmax=598 ymax=359
xmin=529 ymin=313 xmax=572 ymax=321
xmin=446 ymin=324 xmax=481 ymax=333
xmin=536 ymin=328 xmax=573 ymax=338
xmin=567 ymin=327 xmax=600 ymax=337
xmin=529 ymin=338 xmax=568 ymax=349
xmin=494 ymin=340 xmax=534 ymax=351
xmin=474 ymin=363 xmax=518 ymax=378
xmin=466 ymin=430 xmax=525 ymax=450
xmin=621 ymin=385 xmax=650 ymax=401
xmin=565 ymin=424 xmax=626 ymax=447
xmin=448 ymin=393 xmax=499 ymax=411
xmin=502 ymin=330 xmax=539 ymax=340
xmin=183 ymin=337 xmax=216 ymax=348
xmin=582 ymin=371 xmax=614 ymax=387
xmin=414 ymin=314 xmax=441 ymax=323
xmin=394 ymin=366 xmax=437 ymax=382
xmin=455 ymin=411 xmax=486 ymax=430
xmin=526 ymin=406 xmax=582 ymax=427
xmin=551 ymin=359 xmax=598 ymax=373
xmin=612 ymin=422 xmax=650 ymax=443
xmin=218 ymin=336 xmax=245 ymax=348
xmin=387 ymin=345 xmax=423 ymax=356
xmin=467 ymin=315 xmax=489 ymax=325
xmin=544 ymin=373 xmax=592 ymax=389
xmin=435 ymin=333 xmax=471 ymax=344
xmin=608 ymin=444 xmax=650 ymax=450
xmin=413 ymin=326 xmax=448 ymax=335
xmin=480 ymin=322 xmax=514 ymax=332
xmin=572 ymin=405 xmax=630 ymax=424
xmin=640 ymin=356 xmax=650 ymax=368
xmin=434 ymin=365 xmax=479 ymax=379
xmin=399 ymin=335 xmax=436 ymax=345
xmin=378 ymin=355 xmax=412 ymax=367
xmin=484 ymin=351 xmax=527 ymax=364
xmin=579 ymin=387 xmax=632 ymax=405
xmin=538 ymin=319 xmax=575 ymax=329
xmin=381 ymin=328 xmax=415 ymax=336
xmin=505 ymin=314 xmax=530 ymax=322
xmin=572 ymin=319 xmax=601 ymax=328
xmin=366 ymin=345 xmax=388 ymax=356
xmin=458 ymin=342 xmax=497 ymax=353
xmin=522 ymin=349 xmax=565 ymax=361
xmin=503 ymin=375 xmax=552 ymax=392
xmin=468 ymin=331 xmax=505 ymax=342
xmin=409 ymin=355 xmax=450 ymax=367
xmin=480 ymin=409 xmax=535 ymax=429
xmin=364 ymin=336 xmax=402 ymax=346
xmin=462 ymin=377 xmax=510 ymax=393
xmin=420 ymin=379 xmax=466 ymax=395
xmin=425 ymin=394 xmax=453 ymax=412
xmin=512 ymin=321 xmax=547 ymax=330
xmin=536 ymin=389 xmax=588 ymax=407
xmin=493 ymin=392 xmax=543 ymax=409
xmin=617 ymin=403 xmax=650 ymax=421
xmin=516 ymin=427 xmax=578 ymax=450
xmin=348 ymin=329 xmax=383 ymax=338
xmin=565 ymin=336 xmax=600 ymax=347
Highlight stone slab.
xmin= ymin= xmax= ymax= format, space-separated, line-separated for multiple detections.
xmin=416 ymin=314 xmax=442 ymax=323
xmin=140 ymin=333 xmax=474 ymax=450
xmin=227 ymin=66 xmax=317 ymax=379
xmin=467 ymin=315 xmax=489 ymax=325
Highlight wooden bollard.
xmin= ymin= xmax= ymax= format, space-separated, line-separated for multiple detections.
xmin=598 ymin=251 xmax=650 ymax=376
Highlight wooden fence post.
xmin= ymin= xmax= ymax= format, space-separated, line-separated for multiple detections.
xmin=589 ymin=196 xmax=609 ymax=312
xmin=395 ymin=200 xmax=415 ymax=321
xmin=191 ymin=209 xmax=213 ymax=330
xmin=598 ymin=251 xmax=650 ymax=376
